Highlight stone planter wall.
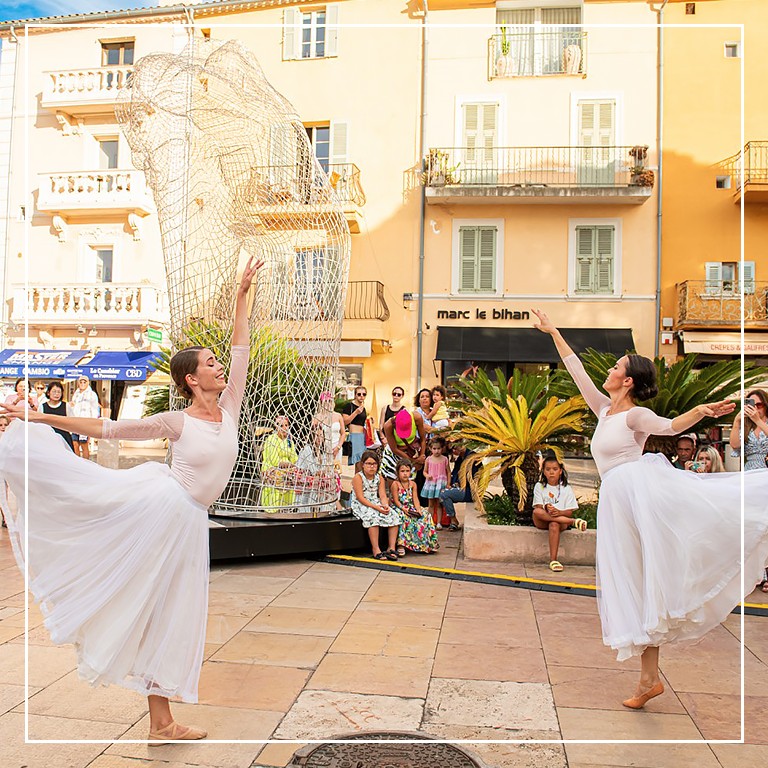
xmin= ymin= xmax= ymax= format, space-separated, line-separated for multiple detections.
xmin=462 ymin=502 xmax=596 ymax=565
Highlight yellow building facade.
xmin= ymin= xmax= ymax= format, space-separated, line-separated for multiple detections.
xmin=2 ymin=0 xmax=756 ymax=421
xmin=661 ymin=0 xmax=768 ymax=366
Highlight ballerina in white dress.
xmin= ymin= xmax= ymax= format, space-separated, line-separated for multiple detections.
xmin=0 ymin=257 xmax=263 ymax=743
xmin=532 ymin=309 xmax=768 ymax=709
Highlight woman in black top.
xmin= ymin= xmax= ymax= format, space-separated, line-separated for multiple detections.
xmin=42 ymin=381 xmax=74 ymax=451
xmin=379 ymin=387 xmax=406 ymax=438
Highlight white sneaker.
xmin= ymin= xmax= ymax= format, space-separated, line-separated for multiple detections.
xmin=436 ymin=523 xmax=443 ymax=530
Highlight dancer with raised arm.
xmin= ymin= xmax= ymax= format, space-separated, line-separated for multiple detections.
xmin=532 ymin=308 xmax=768 ymax=709
xmin=0 ymin=257 xmax=263 ymax=743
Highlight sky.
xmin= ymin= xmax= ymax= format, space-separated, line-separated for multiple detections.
xmin=2 ymin=0 xmax=160 ymax=23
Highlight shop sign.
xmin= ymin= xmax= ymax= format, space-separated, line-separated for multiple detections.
xmin=436 ymin=308 xmax=530 ymax=321
xmin=147 ymin=327 xmax=163 ymax=343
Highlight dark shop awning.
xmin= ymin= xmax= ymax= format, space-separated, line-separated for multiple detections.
xmin=435 ymin=327 xmax=635 ymax=363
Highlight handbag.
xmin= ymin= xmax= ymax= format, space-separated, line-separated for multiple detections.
xmin=364 ymin=417 xmax=381 ymax=449
xmin=342 ymin=433 xmax=352 ymax=457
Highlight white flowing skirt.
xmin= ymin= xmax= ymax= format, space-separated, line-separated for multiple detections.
xmin=597 ymin=453 xmax=768 ymax=661
xmin=0 ymin=420 xmax=209 ymax=703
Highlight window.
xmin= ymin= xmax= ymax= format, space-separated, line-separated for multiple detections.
xmin=570 ymin=223 xmax=618 ymax=296
xmin=101 ymin=40 xmax=134 ymax=66
xmin=457 ymin=225 xmax=498 ymax=294
xmin=98 ymin=139 xmax=119 ymax=170
xmin=94 ymin=248 xmax=113 ymax=283
xmin=496 ymin=6 xmax=582 ymax=76
xmin=706 ymin=261 xmax=755 ymax=294
xmin=715 ymin=175 xmax=732 ymax=189
xmin=724 ymin=42 xmax=741 ymax=58
xmin=283 ymin=6 xmax=339 ymax=60
xmin=461 ymin=103 xmax=499 ymax=184
xmin=306 ymin=125 xmax=331 ymax=172
xmin=577 ymin=99 xmax=617 ymax=185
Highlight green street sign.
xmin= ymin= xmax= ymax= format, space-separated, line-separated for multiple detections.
xmin=147 ymin=327 xmax=163 ymax=343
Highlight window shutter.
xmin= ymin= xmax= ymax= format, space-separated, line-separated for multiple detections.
xmin=477 ymin=227 xmax=497 ymax=292
xmin=463 ymin=104 xmax=479 ymax=165
xmin=705 ymin=261 xmax=722 ymax=294
xmin=597 ymin=101 xmax=615 ymax=146
xmin=575 ymin=227 xmax=594 ymax=292
xmin=742 ymin=260 xmax=756 ymax=294
xmin=459 ymin=227 xmax=478 ymax=292
xmin=480 ymin=104 xmax=498 ymax=166
xmin=329 ymin=121 xmax=348 ymax=166
xmin=325 ymin=4 xmax=339 ymax=57
xmin=283 ymin=8 xmax=300 ymax=60
xmin=595 ymin=227 xmax=614 ymax=293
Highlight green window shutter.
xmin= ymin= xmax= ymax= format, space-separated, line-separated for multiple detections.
xmin=459 ymin=227 xmax=478 ymax=292
xmin=283 ymin=8 xmax=300 ymax=60
xmin=742 ymin=260 xmax=756 ymax=294
xmin=705 ymin=261 xmax=722 ymax=294
xmin=595 ymin=226 xmax=614 ymax=293
xmin=575 ymin=227 xmax=594 ymax=292
xmin=325 ymin=5 xmax=339 ymax=57
xmin=458 ymin=226 xmax=497 ymax=293
xmin=477 ymin=227 xmax=497 ymax=291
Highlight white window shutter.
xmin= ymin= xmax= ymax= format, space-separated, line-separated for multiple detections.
xmin=477 ymin=227 xmax=497 ymax=292
xmin=325 ymin=5 xmax=339 ymax=57
xmin=283 ymin=8 xmax=300 ymax=61
xmin=705 ymin=261 xmax=722 ymax=294
xmin=742 ymin=260 xmax=756 ymax=294
xmin=459 ymin=227 xmax=477 ymax=292
xmin=329 ymin=121 xmax=348 ymax=166
xmin=575 ymin=227 xmax=594 ymax=292
xmin=481 ymin=104 xmax=498 ymax=166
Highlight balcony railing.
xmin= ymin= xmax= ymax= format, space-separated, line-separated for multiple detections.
xmin=488 ymin=31 xmax=587 ymax=79
xmin=719 ymin=141 xmax=768 ymax=190
xmin=12 ymin=284 xmax=168 ymax=326
xmin=424 ymin=146 xmax=652 ymax=189
xmin=37 ymin=169 xmax=154 ymax=214
xmin=677 ymin=280 xmax=768 ymax=327
xmin=344 ymin=281 xmax=390 ymax=322
xmin=247 ymin=163 xmax=365 ymax=208
xmin=42 ymin=66 xmax=133 ymax=111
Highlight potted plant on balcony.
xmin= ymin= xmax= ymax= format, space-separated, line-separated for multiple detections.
xmin=421 ymin=148 xmax=461 ymax=187
xmin=628 ymin=145 xmax=655 ymax=187
xmin=495 ymin=26 xmax=514 ymax=78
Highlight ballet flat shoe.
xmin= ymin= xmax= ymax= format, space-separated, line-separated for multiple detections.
xmin=148 ymin=721 xmax=207 ymax=744
xmin=622 ymin=681 xmax=664 ymax=709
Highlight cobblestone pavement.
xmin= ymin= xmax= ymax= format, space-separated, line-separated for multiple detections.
xmin=0 ymin=454 xmax=765 ymax=768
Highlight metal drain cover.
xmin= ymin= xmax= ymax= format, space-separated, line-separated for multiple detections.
xmin=286 ymin=731 xmax=487 ymax=768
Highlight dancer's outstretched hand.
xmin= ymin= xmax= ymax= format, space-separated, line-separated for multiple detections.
xmin=238 ymin=256 xmax=265 ymax=296
xmin=0 ymin=402 xmax=41 ymax=422
xmin=697 ymin=400 xmax=736 ymax=418
xmin=531 ymin=308 xmax=556 ymax=334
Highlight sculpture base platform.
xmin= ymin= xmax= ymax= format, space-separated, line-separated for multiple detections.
xmin=209 ymin=512 xmax=368 ymax=562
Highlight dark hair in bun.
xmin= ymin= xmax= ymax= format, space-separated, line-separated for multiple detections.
xmin=625 ymin=354 xmax=658 ymax=401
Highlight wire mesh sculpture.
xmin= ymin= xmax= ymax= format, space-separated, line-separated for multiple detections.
xmin=116 ymin=39 xmax=351 ymax=518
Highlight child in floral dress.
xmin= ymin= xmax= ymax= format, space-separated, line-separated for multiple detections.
xmin=350 ymin=450 xmax=401 ymax=560
xmin=390 ymin=459 xmax=438 ymax=555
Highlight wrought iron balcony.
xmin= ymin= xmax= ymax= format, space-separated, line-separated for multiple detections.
xmin=12 ymin=284 xmax=168 ymax=327
xmin=677 ymin=280 xmax=768 ymax=328
xmin=488 ymin=31 xmax=587 ymax=79
xmin=718 ymin=141 xmax=768 ymax=202
xmin=41 ymin=66 xmax=133 ymax=114
xmin=37 ymin=169 xmax=154 ymax=215
xmin=424 ymin=146 xmax=653 ymax=205
xmin=344 ymin=281 xmax=390 ymax=322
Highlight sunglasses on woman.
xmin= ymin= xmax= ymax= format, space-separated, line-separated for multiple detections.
xmin=392 ymin=391 xmax=403 ymax=397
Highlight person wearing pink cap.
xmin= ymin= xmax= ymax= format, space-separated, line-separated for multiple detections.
xmin=380 ymin=407 xmax=427 ymax=483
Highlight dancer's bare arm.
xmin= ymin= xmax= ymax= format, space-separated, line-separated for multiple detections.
xmin=532 ymin=308 xmax=609 ymax=415
xmin=232 ymin=256 xmax=264 ymax=347
xmin=0 ymin=402 xmax=104 ymax=437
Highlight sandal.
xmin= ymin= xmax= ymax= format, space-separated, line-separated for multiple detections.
xmin=396 ymin=546 xmax=406 ymax=557
xmin=148 ymin=721 xmax=207 ymax=744
xmin=385 ymin=549 xmax=398 ymax=561
xmin=373 ymin=552 xmax=387 ymax=560
xmin=572 ymin=518 xmax=587 ymax=532
xmin=448 ymin=523 xmax=460 ymax=531
xmin=549 ymin=560 xmax=564 ymax=572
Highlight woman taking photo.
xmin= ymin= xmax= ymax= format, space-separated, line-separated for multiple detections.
xmin=0 ymin=257 xmax=263 ymax=743
xmin=532 ymin=308 xmax=768 ymax=709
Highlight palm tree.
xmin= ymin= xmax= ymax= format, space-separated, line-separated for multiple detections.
xmin=550 ymin=349 xmax=767 ymax=457
xmin=450 ymin=370 xmax=589 ymax=525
